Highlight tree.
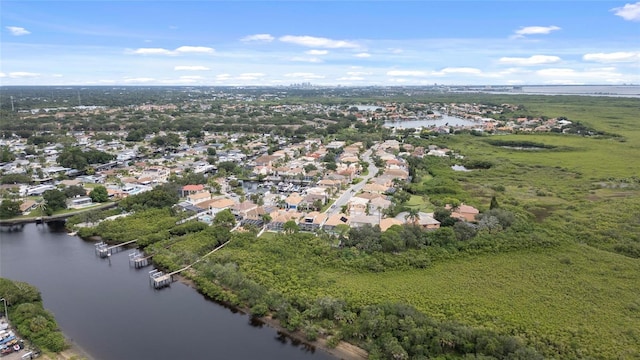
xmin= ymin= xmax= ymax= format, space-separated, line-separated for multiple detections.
xmin=490 ymin=196 xmax=500 ymax=210
xmin=283 ymin=220 xmax=299 ymax=234
xmin=213 ymin=209 xmax=236 ymax=228
xmin=405 ymin=208 xmax=420 ymax=225
xmin=0 ymin=199 xmax=22 ymax=219
xmin=63 ymin=185 xmax=87 ymax=198
xmin=42 ymin=189 xmax=67 ymax=215
xmin=89 ymin=185 xmax=109 ymax=203
xmin=0 ymin=146 xmax=16 ymax=162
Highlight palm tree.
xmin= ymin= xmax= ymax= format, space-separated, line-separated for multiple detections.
xmin=405 ymin=208 xmax=420 ymax=226
xmin=35 ymin=200 xmax=48 ymax=217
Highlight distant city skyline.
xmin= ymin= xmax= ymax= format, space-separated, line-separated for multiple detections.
xmin=1 ymin=1 xmax=639 ymax=86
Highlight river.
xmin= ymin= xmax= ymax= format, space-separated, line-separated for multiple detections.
xmin=0 ymin=223 xmax=333 ymax=360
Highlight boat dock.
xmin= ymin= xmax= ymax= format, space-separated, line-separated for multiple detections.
xmin=94 ymin=239 xmax=138 ymax=258
xmin=128 ymin=250 xmax=152 ymax=269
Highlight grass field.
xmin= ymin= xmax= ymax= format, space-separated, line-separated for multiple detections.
xmin=325 ymin=244 xmax=640 ymax=358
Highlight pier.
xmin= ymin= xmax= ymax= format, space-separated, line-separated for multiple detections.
xmin=128 ymin=250 xmax=152 ymax=269
xmin=149 ymin=239 xmax=233 ymax=289
xmin=94 ymin=239 xmax=138 ymax=258
xmin=148 ymin=269 xmax=172 ymax=289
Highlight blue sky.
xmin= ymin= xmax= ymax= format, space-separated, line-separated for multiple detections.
xmin=1 ymin=1 xmax=639 ymax=86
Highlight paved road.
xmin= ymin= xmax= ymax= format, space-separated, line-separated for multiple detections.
xmin=325 ymin=147 xmax=378 ymax=216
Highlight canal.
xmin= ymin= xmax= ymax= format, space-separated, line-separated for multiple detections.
xmin=0 ymin=223 xmax=333 ymax=360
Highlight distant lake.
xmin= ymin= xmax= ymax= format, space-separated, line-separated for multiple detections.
xmin=472 ymin=85 xmax=640 ymax=98
xmin=350 ymin=105 xmax=383 ymax=111
xmin=384 ymin=114 xmax=478 ymax=129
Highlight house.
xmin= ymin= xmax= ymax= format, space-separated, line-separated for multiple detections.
xmin=383 ymin=168 xmax=410 ymax=179
xmin=369 ymin=197 xmax=392 ymax=216
xmin=362 ymin=183 xmax=390 ymax=194
xmin=398 ymin=211 xmax=441 ymax=229
xmin=298 ymin=211 xmax=327 ymax=232
xmin=349 ymin=215 xmax=380 ymax=228
xmin=67 ymin=196 xmax=93 ymax=209
xmin=187 ymin=191 xmax=211 ymax=205
xmin=347 ymin=197 xmax=369 ymax=216
xmin=19 ymin=200 xmax=38 ymax=214
xmin=446 ymin=203 xmax=480 ymax=222
xmin=285 ymin=193 xmax=304 ymax=210
xmin=140 ymin=166 xmax=170 ymax=183
xmin=379 ymin=218 xmax=403 ymax=231
xmin=317 ymin=179 xmax=341 ymax=190
xmin=231 ymin=200 xmax=259 ymax=220
xmin=242 ymin=206 xmax=267 ymax=227
xmin=323 ymin=213 xmax=350 ymax=233
xmin=182 ymin=184 xmax=205 ymax=197
xmin=267 ymin=209 xmax=303 ymax=231
xmin=196 ymin=197 xmax=235 ymax=215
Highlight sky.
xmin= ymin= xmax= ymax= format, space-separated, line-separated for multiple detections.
xmin=1 ymin=1 xmax=639 ymax=86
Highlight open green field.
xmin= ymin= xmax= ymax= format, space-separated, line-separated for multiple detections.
xmin=326 ymin=244 xmax=640 ymax=359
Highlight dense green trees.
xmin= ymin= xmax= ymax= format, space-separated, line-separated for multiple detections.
xmin=0 ymin=278 xmax=68 ymax=353
xmin=42 ymin=189 xmax=67 ymax=215
xmin=57 ymin=147 xmax=115 ymax=169
xmin=89 ymin=185 xmax=109 ymax=203
xmin=0 ymin=174 xmax=32 ymax=184
xmin=0 ymin=145 xmax=16 ymax=162
xmin=119 ymin=184 xmax=179 ymax=211
xmin=0 ymin=199 xmax=22 ymax=219
xmin=63 ymin=185 xmax=87 ymax=198
xmin=213 ymin=209 xmax=236 ymax=229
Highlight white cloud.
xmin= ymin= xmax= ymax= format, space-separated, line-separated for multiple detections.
xmin=6 ymin=26 xmax=30 ymax=36
xmin=354 ymin=53 xmax=371 ymax=58
xmin=513 ymin=25 xmax=561 ymax=38
xmin=279 ymin=35 xmax=358 ymax=48
xmin=434 ymin=67 xmax=483 ymax=75
xmin=9 ymin=72 xmax=40 ymax=78
xmin=386 ymin=70 xmax=428 ymax=77
xmin=174 ymin=65 xmax=211 ymax=71
xmin=216 ymin=74 xmax=231 ymax=80
xmin=241 ymin=34 xmax=275 ymax=42
xmin=52 ymin=74 xmax=63 ymax=78
xmin=131 ymin=48 xmax=175 ymax=55
xmin=0 ymin=72 xmax=6 ymax=78
xmin=498 ymin=55 xmax=562 ymax=66
xmin=347 ymin=71 xmax=372 ymax=76
xmin=611 ymin=2 xmax=640 ymax=21
xmin=389 ymin=48 xmax=403 ymax=54
xmin=130 ymin=46 xmax=214 ymax=56
xmin=284 ymin=72 xmax=325 ymax=79
xmin=583 ymin=51 xmax=640 ymax=63
xmin=179 ymin=75 xmax=203 ymax=80
xmin=306 ymin=49 xmax=329 ymax=55
xmin=123 ymin=77 xmax=155 ymax=83
xmin=337 ymin=76 xmax=365 ymax=81
xmin=175 ymin=46 xmax=214 ymax=54
xmin=237 ymin=73 xmax=266 ymax=80
xmin=290 ymin=56 xmax=323 ymax=63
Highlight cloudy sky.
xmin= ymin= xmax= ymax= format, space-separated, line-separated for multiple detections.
xmin=1 ymin=1 xmax=639 ymax=86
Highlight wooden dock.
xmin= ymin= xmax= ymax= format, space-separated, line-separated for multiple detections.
xmin=149 ymin=239 xmax=234 ymax=289
xmin=149 ymin=269 xmax=172 ymax=289
xmin=129 ymin=250 xmax=151 ymax=268
xmin=95 ymin=239 xmax=138 ymax=258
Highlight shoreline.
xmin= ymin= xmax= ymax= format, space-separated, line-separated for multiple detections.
xmin=174 ymin=274 xmax=367 ymax=360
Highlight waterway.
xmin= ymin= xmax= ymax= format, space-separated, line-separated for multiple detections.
xmin=384 ymin=114 xmax=478 ymax=128
xmin=0 ymin=223 xmax=333 ymax=360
